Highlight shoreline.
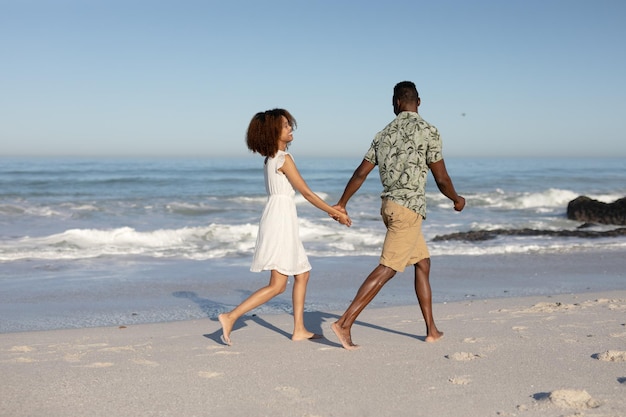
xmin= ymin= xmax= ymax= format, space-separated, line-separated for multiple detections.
xmin=1 ymin=290 xmax=625 ymax=416
xmin=1 ymin=250 xmax=625 ymax=334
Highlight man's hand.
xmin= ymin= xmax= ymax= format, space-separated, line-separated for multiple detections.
xmin=454 ymin=196 xmax=466 ymax=212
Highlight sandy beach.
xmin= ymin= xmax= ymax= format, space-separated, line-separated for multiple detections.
xmin=2 ymin=290 xmax=625 ymax=417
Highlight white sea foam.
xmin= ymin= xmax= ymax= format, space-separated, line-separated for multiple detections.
xmin=1 ymin=157 xmax=624 ymax=264
xmin=432 ymin=239 xmax=626 ymax=256
xmin=0 ymin=203 xmax=62 ymax=218
xmin=0 ymin=218 xmax=383 ymax=262
xmin=61 ymin=203 xmax=100 ymax=212
xmin=5 ymin=217 xmax=622 ymax=262
xmin=468 ymin=189 xmax=623 ymax=211
xmin=0 ymin=225 xmax=254 ymax=262
xmin=294 ymin=191 xmax=329 ymax=205
xmin=516 ymin=189 xmax=580 ymax=209
xmin=165 ymin=202 xmax=226 ymax=215
xmin=0 ymin=204 xmax=25 ymax=215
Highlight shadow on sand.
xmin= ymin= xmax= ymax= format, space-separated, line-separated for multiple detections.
xmin=172 ymin=290 xmax=424 ymax=347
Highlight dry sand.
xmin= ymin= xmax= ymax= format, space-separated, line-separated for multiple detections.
xmin=1 ymin=291 xmax=625 ymax=417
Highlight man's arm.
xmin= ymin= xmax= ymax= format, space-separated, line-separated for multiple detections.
xmin=428 ymin=159 xmax=465 ymax=211
xmin=334 ymin=159 xmax=376 ymax=212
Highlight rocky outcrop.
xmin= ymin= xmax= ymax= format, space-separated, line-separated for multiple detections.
xmin=432 ymin=195 xmax=626 ymax=242
xmin=432 ymin=228 xmax=626 ymax=242
xmin=567 ymin=196 xmax=626 ymax=226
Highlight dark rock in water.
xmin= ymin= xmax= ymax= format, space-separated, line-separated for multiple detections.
xmin=567 ymin=196 xmax=626 ymax=226
xmin=432 ymin=228 xmax=626 ymax=242
xmin=433 ymin=195 xmax=626 ymax=242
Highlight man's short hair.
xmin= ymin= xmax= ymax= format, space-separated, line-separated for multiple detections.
xmin=394 ymin=81 xmax=419 ymax=103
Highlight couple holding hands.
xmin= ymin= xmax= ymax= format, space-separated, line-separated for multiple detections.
xmin=219 ymin=81 xmax=465 ymax=350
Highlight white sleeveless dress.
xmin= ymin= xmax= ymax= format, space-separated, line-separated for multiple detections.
xmin=250 ymin=150 xmax=312 ymax=275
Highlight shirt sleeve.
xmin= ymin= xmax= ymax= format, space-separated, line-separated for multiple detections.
xmin=425 ymin=126 xmax=443 ymax=165
xmin=363 ymin=135 xmax=379 ymax=166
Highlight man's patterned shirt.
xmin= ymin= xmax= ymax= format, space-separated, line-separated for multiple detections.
xmin=363 ymin=111 xmax=443 ymax=218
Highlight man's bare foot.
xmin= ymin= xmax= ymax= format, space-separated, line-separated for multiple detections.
xmin=218 ymin=313 xmax=232 ymax=346
xmin=292 ymin=330 xmax=323 ymax=341
xmin=331 ymin=322 xmax=360 ymax=350
xmin=425 ymin=330 xmax=444 ymax=343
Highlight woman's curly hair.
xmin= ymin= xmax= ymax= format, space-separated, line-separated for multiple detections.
xmin=246 ymin=108 xmax=297 ymax=157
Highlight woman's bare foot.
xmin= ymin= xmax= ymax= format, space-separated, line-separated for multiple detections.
xmin=218 ymin=313 xmax=233 ymax=346
xmin=292 ymin=330 xmax=323 ymax=341
xmin=425 ymin=329 xmax=444 ymax=343
xmin=331 ymin=322 xmax=360 ymax=350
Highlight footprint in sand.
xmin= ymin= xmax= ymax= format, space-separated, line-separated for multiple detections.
xmin=132 ymin=358 xmax=159 ymax=367
xmin=445 ymin=352 xmax=484 ymax=361
xmin=64 ymin=353 xmax=85 ymax=363
xmin=511 ymin=326 xmax=530 ymax=338
xmin=448 ymin=375 xmax=472 ymax=385
xmin=13 ymin=357 xmax=36 ymax=363
xmin=81 ymin=362 xmax=114 ymax=368
xmin=275 ymin=386 xmax=301 ymax=396
xmin=524 ymin=302 xmax=578 ymax=313
xmin=71 ymin=343 xmax=109 ymax=350
xmin=100 ymin=345 xmax=136 ymax=353
xmin=8 ymin=346 xmax=35 ymax=353
xmin=592 ymin=350 xmax=626 ymax=362
xmin=273 ymin=386 xmax=314 ymax=406
xmin=608 ymin=302 xmax=626 ymax=312
xmin=205 ymin=346 xmax=223 ymax=350
xmin=546 ymin=389 xmax=601 ymax=410
xmin=198 ymin=371 xmax=223 ymax=378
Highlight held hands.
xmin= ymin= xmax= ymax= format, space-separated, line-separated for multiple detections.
xmin=330 ymin=204 xmax=351 ymax=227
xmin=336 ymin=212 xmax=352 ymax=227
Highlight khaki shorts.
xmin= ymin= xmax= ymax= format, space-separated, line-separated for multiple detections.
xmin=379 ymin=199 xmax=429 ymax=272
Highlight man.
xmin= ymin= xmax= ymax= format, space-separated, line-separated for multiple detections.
xmin=331 ymin=81 xmax=465 ymax=350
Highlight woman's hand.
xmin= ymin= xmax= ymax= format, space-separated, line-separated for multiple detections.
xmin=330 ymin=205 xmax=351 ymax=226
xmin=336 ymin=212 xmax=352 ymax=227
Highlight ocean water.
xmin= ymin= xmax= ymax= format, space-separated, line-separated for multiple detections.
xmin=1 ymin=156 xmax=625 ymax=332
xmin=2 ymin=156 xmax=625 ymax=261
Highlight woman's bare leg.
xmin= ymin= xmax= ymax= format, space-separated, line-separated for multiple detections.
xmin=218 ymin=270 xmax=288 ymax=345
xmin=291 ymin=271 xmax=319 ymax=341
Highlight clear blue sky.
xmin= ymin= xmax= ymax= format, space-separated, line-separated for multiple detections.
xmin=2 ymin=0 xmax=625 ymax=158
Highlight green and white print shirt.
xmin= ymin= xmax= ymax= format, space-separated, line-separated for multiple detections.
xmin=364 ymin=111 xmax=443 ymax=219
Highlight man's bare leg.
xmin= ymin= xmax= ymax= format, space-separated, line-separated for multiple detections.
xmin=332 ymin=264 xmax=396 ymax=349
xmin=414 ymin=258 xmax=443 ymax=342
